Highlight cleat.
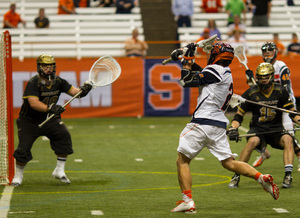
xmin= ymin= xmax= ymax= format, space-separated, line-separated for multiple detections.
xmin=282 ymin=174 xmax=292 ymax=188
xmin=52 ymin=170 xmax=71 ymax=184
xmin=171 ymin=200 xmax=196 ymax=213
xmin=11 ymin=176 xmax=23 ymax=187
xmin=228 ymin=174 xmax=240 ymax=188
xmin=261 ymin=174 xmax=279 ymax=200
xmin=252 ymin=152 xmax=271 ymax=167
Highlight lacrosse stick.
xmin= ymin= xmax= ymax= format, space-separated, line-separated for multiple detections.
xmin=234 ymin=45 xmax=256 ymax=85
xmin=162 ymin=34 xmax=218 ymax=65
xmin=229 ymin=94 xmax=300 ymax=116
xmin=38 ymin=55 xmax=121 ymax=128
xmin=239 ymin=128 xmax=300 ymax=138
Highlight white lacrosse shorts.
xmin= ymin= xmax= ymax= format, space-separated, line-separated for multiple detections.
xmin=177 ymin=123 xmax=238 ymax=161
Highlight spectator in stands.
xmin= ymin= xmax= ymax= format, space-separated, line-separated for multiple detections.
xmin=227 ymin=15 xmax=246 ymax=38
xmin=225 ymin=0 xmax=246 ymax=26
xmin=125 ymin=28 xmax=148 ymax=57
xmin=58 ymin=0 xmax=77 ymax=14
xmin=196 ymin=28 xmax=211 ymax=56
xmin=73 ymin=0 xmax=92 ymax=7
xmin=207 ymin=19 xmax=222 ymax=40
xmin=287 ymin=0 xmax=295 ymax=6
xmin=273 ymin=33 xmax=285 ymax=56
xmin=116 ymin=0 xmax=137 ymax=14
xmin=98 ymin=0 xmax=115 ymax=7
xmin=287 ymin=33 xmax=300 ymax=56
xmin=250 ymin=0 xmax=271 ymax=26
xmin=227 ymin=28 xmax=248 ymax=53
xmin=172 ymin=0 xmax=194 ymax=27
xmin=201 ymin=0 xmax=223 ymax=13
xmin=34 ymin=8 xmax=50 ymax=28
xmin=3 ymin=2 xmax=26 ymax=28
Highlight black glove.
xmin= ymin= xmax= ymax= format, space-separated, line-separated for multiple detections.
xmin=47 ymin=103 xmax=65 ymax=115
xmin=171 ymin=48 xmax=183 ymax=61
xmin=245 ymin=69 xmax=254 ymax=79
xmin=79 ymin=81 xmax=93 ymax=98
xmin=227 ymin=127 xmax=240 ymax=142
xmin=181 ymin=43 xmax=196 ymax=64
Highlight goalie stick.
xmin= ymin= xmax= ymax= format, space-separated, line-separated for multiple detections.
xmin=162 ymin=34 xmax=218 ymax=65
xmin=234 ymin=45 xmax=257 ymax=85
xmin=38 ymin=55 xmax=121 ymax=128
xmin=229 ymin=94 xmax=300 ymax=116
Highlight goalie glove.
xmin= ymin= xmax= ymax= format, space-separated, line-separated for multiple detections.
xmin=226 ymin=127 xmax=240 ymax=142
xmin=79 ymin=81 xmax=93 ymax=98
xmin=181 ymin=43 xmax=196 ymax=64
xmin=47 ymin=103 xmax=65 ymax=115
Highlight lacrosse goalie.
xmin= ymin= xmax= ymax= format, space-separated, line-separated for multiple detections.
xmin=11 ymin=54 xmax=93 ymax=186
xmin=227 ymin=62 xmax=300 ymax=189
xmin=170 ymin=42 xmax=279 ymax=213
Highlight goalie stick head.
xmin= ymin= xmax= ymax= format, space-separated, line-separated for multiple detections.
xmin=256 ymin=62 xmax=275 ymax=90
xmin=37 ymin=53 xmax=56 ymax=82
xmin=207 ymin=42 xmax=234 ymax=66
xmin=261 ymin=42 xmax=278 ymax=64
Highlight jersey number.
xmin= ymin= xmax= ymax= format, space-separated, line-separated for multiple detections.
xmin=221 ymin=83 xmax=233 ymax=111
xmin=258 ymin=107 xmax=276 ymax=122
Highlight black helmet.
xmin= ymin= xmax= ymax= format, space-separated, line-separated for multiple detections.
xmin=207 ymin=42 xmax=234 ymax=66
xmin=261 ymin=42 xmax=278 ymax=63
xmin=256 ymin=62 xmax=275 ymax=90
xmin=36 ymin=53 xmax=56 ymax=81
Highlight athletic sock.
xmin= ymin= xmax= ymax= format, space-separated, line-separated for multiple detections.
xmin=284 ymin=164 xmax=293 ymax=174
xmin=255 ymin=172 xmax=262 ymax=184
xmin=182 ymin=190 xmax=192 ymax=203
xmin=55 ymin=157 xmax=67 ymax=172
xmin=15 ymin=165 xmax=25 ymax=177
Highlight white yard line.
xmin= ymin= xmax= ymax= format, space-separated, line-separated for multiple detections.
xmin=0 ymin=186 xmax=14 ymax=218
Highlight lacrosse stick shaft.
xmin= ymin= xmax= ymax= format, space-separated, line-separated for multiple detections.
xmin=245 ymin=99 xmax=300 ymax=116
xmin=239 ymin=128 xmax=300 ymax=138
xmin=162 ymin=57 xmax=172 ymax=65
xmin=38 ymin=90 xmax=83 ymax=128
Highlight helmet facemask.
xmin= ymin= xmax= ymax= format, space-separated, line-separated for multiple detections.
xmin=255 ymin=62 xmax=275 ymax=90
xmin=207 ymin=42 xmax=234 ymax=66
xmin=36 ymin=54 xmax=56 ymax=83
xmin=261 ymin=42 xmax=278 ymax=63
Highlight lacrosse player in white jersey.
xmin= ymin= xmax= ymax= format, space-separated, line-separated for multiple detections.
xmin=245 ymin=42 xmax=300 ymax=170
xmin=170 ymin=42 xmax=279 ymax=213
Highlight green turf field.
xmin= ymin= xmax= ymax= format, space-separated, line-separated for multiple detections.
xmin=3 ymin=114 xmax=300 ymax=217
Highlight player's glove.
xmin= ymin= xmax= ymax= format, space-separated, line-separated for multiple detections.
xmin=227 ymin=127 xmax=240 ymax=142
xmin=47 ymin=103 xmax=65 ymax=115
xmin=79 ymin=81 xmax=93 ymax=98
xmin=181 ymin=43 xmax=196 ymax=64
xmin=171 ymin=48 xmax=183 ymax=61
xmin=245 ymin=69 xmax=255 ymax=86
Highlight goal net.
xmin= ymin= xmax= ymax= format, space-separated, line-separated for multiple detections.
xmin=0 ymin=31 xmax=14 ymax=185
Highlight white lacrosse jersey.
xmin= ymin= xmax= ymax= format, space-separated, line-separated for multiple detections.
xmin=191 ymin=64 xmax=233 ymax=129
xmin=273 ymin=60 xmax=296 ymax=105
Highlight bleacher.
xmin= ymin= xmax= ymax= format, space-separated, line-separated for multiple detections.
xmin=0 ymin=0 xmax=143 ymax=60
xmin=179 ymin=0 xmax=300 ymax=55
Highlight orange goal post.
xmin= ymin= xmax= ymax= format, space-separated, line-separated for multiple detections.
xmin=0 ymin=30 xmax=14 ymax=185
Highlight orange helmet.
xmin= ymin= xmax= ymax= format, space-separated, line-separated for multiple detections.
xmin=208 ymin=42 xmax=234 ymax=65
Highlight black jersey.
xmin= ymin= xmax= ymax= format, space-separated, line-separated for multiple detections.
xmin=19 ymin=75 xmax=73 ymax=121
xmin=238 ymin=83 xmax=294 ymax=132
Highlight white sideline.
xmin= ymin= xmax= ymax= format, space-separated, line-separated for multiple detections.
xmin=0 ymin=186 xmax=14 ymax=218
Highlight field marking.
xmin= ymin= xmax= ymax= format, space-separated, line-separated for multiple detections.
xmin=273 ymin=208 xmax=289 ymax=213
xmin=91 ymin=210 xmax=104 ymax=215
xmin=0 ymin=186 xmax=14 ymax=218
xmin=5 ymin=171 xmax=230 ymax=196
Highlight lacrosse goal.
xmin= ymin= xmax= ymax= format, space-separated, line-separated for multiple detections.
xmin=0 ymin=31 xmax=14 ymax=185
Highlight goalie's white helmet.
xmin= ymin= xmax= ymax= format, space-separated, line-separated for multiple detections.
xmin=261 ymin=42 xmax=278 ymax=63
xmin=256 ymin=62 xmax=275 ymax=90
xmin=37 ymin=53 xmax=56 ymax=81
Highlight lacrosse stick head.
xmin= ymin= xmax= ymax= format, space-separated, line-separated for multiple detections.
xmin=229 ymin=94 xmax=246 ymax=108
xmin=234 ymin=45 xmax=248 ymax=67
xmin=207 ymin=42 xmax=234 ymax=65
xmin=88 ymin=55 xmax=121 ymax=88
xmin=196 ymin=34 xmax=218 ymax=53
xmin=261 ymin=42 xmax=278 ymax=63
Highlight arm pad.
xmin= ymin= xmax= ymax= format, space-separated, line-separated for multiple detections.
xmin=232 ymin=113 xmax=243 ymax=125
